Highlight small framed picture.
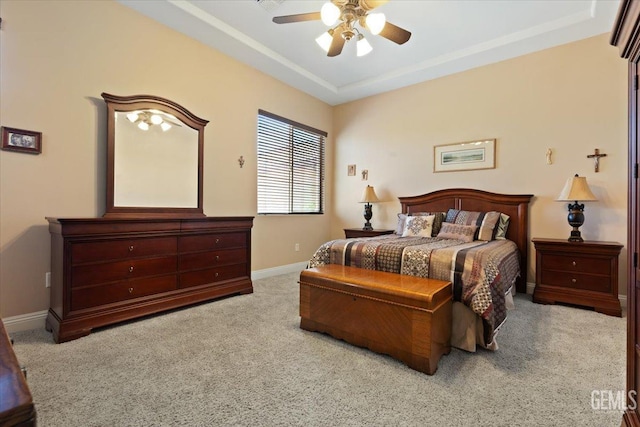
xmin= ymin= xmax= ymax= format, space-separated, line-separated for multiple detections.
xmin=1 ymin=127 xmax=42 ymax=154
xmin=348 ymin=164 xmax=356 ymax=176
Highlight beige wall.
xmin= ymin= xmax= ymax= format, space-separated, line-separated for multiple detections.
xmin=0 ymin=1 xmax=629 ymax=320
xmin=0 ymin=0 xmax=333 ymax=318
xmin=332 ymin=33 xmax=628 ymax=290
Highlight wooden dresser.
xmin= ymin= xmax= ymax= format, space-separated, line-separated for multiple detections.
xmin=0 ymin=319 xmax=36 ymax=426
xmin=46 ymin=216 xmax=253 ymax=343
xmin=532 ymin=238 xmax=622 ymax=317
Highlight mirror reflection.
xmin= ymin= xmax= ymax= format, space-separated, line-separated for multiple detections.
xmin=114 ymin=110 xmax=198 ymax=208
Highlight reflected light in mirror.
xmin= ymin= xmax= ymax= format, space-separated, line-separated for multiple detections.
xmin=114 ymin=110 xmax=199 ymax=208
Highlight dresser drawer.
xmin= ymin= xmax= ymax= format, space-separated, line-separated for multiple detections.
xmin=541 ymin=254 xmax=610 ymax=275
xmin=179 ymin=233 xmax=246 ymax=252
xmin=540 ymin=269 xmax=611 ymax=293
xmin=71 ymin=274 xmax=177 ymax=311
xmin=71 ymin=256 xmax=177 ymax=287
xmin=71 ymin=237 xmax=177 ymax=264
xmin=178 ymin=248 xmax=248 ymax=271
xmin=179 ymin=263 xmax=248 ymax=288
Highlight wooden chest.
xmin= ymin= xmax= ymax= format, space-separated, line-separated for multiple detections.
xmin=300 ymin=265 xmax=452 ymax=375
xmin=46 ymin=217 xmax=253 ymax=343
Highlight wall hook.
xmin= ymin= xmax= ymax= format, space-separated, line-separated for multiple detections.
xmin=238 ymin=155 xmax=245 ymax=168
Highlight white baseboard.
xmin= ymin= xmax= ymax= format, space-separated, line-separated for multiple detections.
xmin=251 ymin=261 xmax=308 ymax=280
xmin=3 ymin=310 xmax=48 ymax=334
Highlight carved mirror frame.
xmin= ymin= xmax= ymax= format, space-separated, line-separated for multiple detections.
xmin=102 ymin=93 xmax=208 ymax=218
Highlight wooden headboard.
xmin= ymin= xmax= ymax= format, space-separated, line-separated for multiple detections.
xmin=398 ymin=188 xmax=533 ymax=293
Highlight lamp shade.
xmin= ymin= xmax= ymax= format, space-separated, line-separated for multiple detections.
xmin=556 ymin=174 xmax=597 ymax=202
xmin=359 ymin=185 xmax=380 ymax=203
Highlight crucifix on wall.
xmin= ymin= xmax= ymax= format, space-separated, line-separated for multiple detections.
xmin=587 ymin=148 xmax=607 ymax=173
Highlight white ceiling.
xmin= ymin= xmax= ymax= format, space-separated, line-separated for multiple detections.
xmin=118 ymin=0 xmax=620 ymax=106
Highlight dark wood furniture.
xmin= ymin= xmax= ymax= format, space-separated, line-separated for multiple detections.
xmin=344 ymin=228 xmax=394 ymax=238
xmin=46 ymin=216 xmax=253 ymax=343
xmin=300 ymin=265 xmax=452 ymax=375
xmin=0 ymin=319 xmax=36 ymax=426
xmin=611 ymin=1 xmax=640 ymax=424
xmin=532 ymin=238 xmax=623 ymax=317
xmin=102 ymin=93 xmax=208 ymax=218
xmin=398 ymin=188 xmax=533 ymax=293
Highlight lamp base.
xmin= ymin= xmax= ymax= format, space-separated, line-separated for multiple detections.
xmin=568 ymin=229 xmax=583 ymax=243
xmin=566 ymin=202 xmax=585 ymax=243
xmin=363 ymin=203 xmax=373 ymax=231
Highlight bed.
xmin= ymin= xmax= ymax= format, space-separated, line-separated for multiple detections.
xmin=308 ymin=188 xmax=533 ymax=352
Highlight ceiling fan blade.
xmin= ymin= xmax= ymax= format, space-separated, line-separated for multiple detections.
xmin=359 ymin=0 xmax=389 ymax=11
xmin=272 ymin=12 xmax=321 ymax=24
xmin=378 ymin=21 xmax=411 ymax=45
xmin=327 ymin=29 xmax=345 ymax=57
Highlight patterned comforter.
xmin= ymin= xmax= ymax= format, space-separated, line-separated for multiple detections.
xmin=308 ymin=235 xmax=521 ymax=345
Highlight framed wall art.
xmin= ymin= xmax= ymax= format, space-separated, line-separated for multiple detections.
xmin=1 ymin=127 xmax=42 ymax=154
xmin=434 ymin=139 xmax=495 ymax=173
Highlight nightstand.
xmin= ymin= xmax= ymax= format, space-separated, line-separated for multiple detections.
xmin=344 ymin=228 xmax=395 ymax=238
xmin=532 ymin=238 xmax=623 ymax=317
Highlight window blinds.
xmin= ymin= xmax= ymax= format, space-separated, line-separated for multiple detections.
xmin=257 ymin=110 xmax=326 ymax=214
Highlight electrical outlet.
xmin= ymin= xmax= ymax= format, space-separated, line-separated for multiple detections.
xmin=45 ymin=272 xmax=51 ymax=288
xmin=294 ymin=243 xmax=300 ymax=252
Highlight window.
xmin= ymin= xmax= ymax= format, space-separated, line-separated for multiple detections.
xmin=257 ymin=110 xmax=326 ymax=214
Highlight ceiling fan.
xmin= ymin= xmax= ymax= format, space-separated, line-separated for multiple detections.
xmin=272 ymin=0 xmax=411 ymax=57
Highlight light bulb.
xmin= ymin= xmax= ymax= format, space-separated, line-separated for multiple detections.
xmin=356 ymin=35 xmax=372 ymax=57
xmin=126 ymin=112 xmax=139 ymax=123
xmin=321 ymin=2 xmax=340 ymax=26
xmin=366 ymin=12 xmax=386 ymax=35
xmin=150 ymin=114 xmax=163 ymax=125
xmin=316 ymin=31 xmax=333 ymax=52
xmin=137 ymin=122 xmax=149 ymax=131
xmin=160 ymin=122 xmax=171 ymax=132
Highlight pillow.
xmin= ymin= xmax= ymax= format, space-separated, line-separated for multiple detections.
xmin=494 ymin=213 xmax=510 ymax=240
xmin=445 ymin=209 xmax=501 ymax=241
xmin=402 ymin=215 xmax=435 ymax=237
xmin=436 ymin=222 xmax=477 ymax=243
xmin=411 ymin=212 xmax=446 ymax=237
xmin=395 ymin=213 xmax=408 ymax=235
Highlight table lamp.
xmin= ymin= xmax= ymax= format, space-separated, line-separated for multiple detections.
xmin=556 ymin=174 xmax=597 ymax=242
xmin=359 ymin=185 xmax=380 ymax=230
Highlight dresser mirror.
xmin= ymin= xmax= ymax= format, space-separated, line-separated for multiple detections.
xmin=102 ymin=93 xmax=208 ymax=217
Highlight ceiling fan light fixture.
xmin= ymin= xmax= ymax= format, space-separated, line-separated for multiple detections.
xmin=126 ymin=112 xmax=139 ymax=123
xmin=356 ymin=34 xmax=372 ymax=57
xmin=160 ymin=122 xmax=172 ymax=132
xmin=365 ymin=12 xmax=386 ymax=35
xmin=150 ymin=114 xmax=163 ymax=125
xmin=320 ymin=2 xmax=340 ymax=26
xmin=137 ymin=121 xmax=150 ymax=131
xmin=315 ymin=31 xmax=333 ymax=52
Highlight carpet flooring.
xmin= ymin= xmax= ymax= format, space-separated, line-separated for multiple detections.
xmin=10 ymin=272 xmax=626 ymax=426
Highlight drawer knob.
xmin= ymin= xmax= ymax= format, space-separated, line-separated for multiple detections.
xmin=129 ymin=266 xmax=134 ymax=273
xmin=215 ymin=272 xmax=219 ymax=277
xmin=128 ymin=287 xmax=134 ymax=294
xmin=129 ymin=245 xmax=134 ymax=252
xmin=571 ymin=278 xmax=577 ymax=283
xmin=215 ymin=238 xmax=220 ymax=244
xmin=572 ymin=261 xmax=576 ymax=266
xmin=216 ymin=255 xmax=220 ymax=261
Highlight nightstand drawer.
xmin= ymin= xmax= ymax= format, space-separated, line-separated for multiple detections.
xmin=540 ymin=270 xmax=611 ymax=293
xmin=541 ymin=254 xmax=610 ymax=275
